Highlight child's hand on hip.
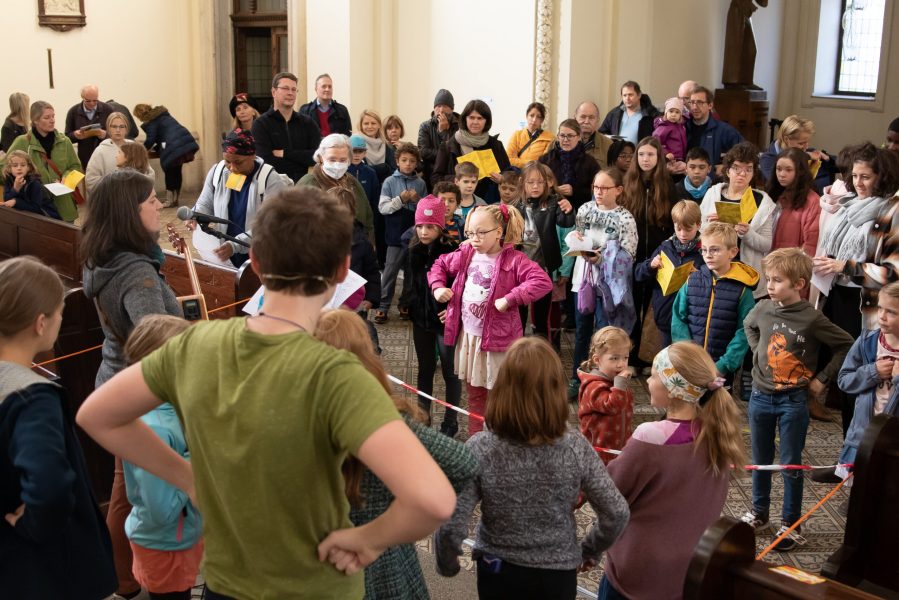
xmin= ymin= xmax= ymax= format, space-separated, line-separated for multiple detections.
xmin=434 ymin=287 xmax=453 ymax=303
xmin=494 ymin=298 xmax=509 ymax=312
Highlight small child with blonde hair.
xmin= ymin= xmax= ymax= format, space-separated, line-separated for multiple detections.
xmin=122 ymin=314 xmax=203 ymax=600
xmin=577 ymin=326 xmax=634 ymax=463
xmin=2 ymin=149 xmax=61 ymax=219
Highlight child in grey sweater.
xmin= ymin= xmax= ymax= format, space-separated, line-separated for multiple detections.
xmin=435 ymin=337 xmax=629 ymax=598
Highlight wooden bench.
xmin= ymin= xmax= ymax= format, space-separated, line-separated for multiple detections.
xmin=0 ymin=207 xmax=81 ymax=282
xmin=822 ymin=414 xmax=899 ymax=597
xmin=684 ymin=517 xmax=880 ymax=599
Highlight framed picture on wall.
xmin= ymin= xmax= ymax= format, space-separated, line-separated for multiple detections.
xmin=38 ymin=0 xmax=86 ymax=32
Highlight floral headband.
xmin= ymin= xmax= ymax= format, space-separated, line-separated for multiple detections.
xmin=652 ymin=347 xmax=725 ymax=405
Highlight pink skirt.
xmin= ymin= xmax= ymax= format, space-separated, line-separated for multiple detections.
xmin=130 ymin=539 xmax=204 ymax=592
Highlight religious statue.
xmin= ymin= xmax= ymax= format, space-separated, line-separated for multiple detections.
xmin=722 ymin=0 xmax=768 ymax=89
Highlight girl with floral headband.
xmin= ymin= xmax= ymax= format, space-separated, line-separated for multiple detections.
xmin=598 ymin=342 xmax=746 ymax=600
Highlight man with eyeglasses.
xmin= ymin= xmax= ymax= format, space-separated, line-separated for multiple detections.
xmin=298 ymin=73 xmax=352 ymax=136
xmin=598 ymin=81 xmax=660 ymax=146
xmin=65 ymin=84 xmax=114 ymax=168
xmin=252 ymin=71 xmax=322 ymax=182
xmin=684 ymin=85 xmax=743 ymax=169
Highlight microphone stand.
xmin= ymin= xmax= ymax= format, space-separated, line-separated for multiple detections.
xmin=199 ymin=223 xmax=251 ymax=248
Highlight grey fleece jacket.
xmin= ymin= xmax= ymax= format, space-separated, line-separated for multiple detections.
xmin=82 ymin=251 xmax=182 ymax=386
xmin=435 ymin=430 xmax=629 ymax=573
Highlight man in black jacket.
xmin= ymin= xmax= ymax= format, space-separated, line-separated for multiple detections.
xmin=599 ymin=81 xmax=660 ymax=145
xmin=252 ymin=72 xmax=322 ymax=182
xmin=298 ymin=74 xmax=352 ymax=136
xmin=65 ymin=84 xmax=114 ymax=168
xmin=417 ymin=89 xmax=459 ymax=192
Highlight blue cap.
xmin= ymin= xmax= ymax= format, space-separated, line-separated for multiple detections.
xmin=349 ymin=135 xmax=366 ymax=150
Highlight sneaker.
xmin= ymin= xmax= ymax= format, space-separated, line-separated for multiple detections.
xmin=568 ymin=378 xmax=580 ymax=400
xmin=740 ymin=510 xmax=770 ymax=532
xmin=810 ymin=466 xmax=841 ymax=484
xmin=773 ymin=524 xmax=807 ymax=552
xmin=440 ymin=419 xmax=459 ymax=439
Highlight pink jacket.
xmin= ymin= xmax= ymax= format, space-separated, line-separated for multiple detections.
xmin=771 ymin=189 xmax=821 ymax=256
xmin=428 ymin=243 xmax=552 ymax=351
xmin=652 ymin=116 xmax=687 ymax=161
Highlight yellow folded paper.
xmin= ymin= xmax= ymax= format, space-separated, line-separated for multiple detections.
xmin=457 ymin=149 xmax=500 ymax=181
xmin=656 ymin=251 xmax=695 ymax=296
xmin=740 ymin=187 xmax=758 ymax=223
xmin=714 ymin=188 xmax=757 ymax=224
xmin=62 ymin=170 xmax=85 ymax=190
xmin=225 ymin=172 xmax=247 ymax=192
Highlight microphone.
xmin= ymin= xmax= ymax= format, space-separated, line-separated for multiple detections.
xmin=176 ymin=206 xmax=233 ymax=226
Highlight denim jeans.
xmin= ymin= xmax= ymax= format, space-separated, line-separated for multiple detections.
xmin=597 ymin=574 xmax=628 ymax=600
xmin=379 ymin=245 xmax=406 ymax=311
xmin=748 ymin=387 xmax=810 ymax=524
xmin=571 ymin=290 xmax=608 ymax=377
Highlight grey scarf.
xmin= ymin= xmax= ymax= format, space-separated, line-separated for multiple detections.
xmin=822 ymin=195 xmax=889 ymax=263
xmin=455 ymin=129 xmax=489 ymax=155
xmin=361 ymin=133 xmax=386 ymax=165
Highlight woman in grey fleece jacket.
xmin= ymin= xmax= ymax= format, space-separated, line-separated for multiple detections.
xmin=80 ymin=169 xmax=182 ymax=598
xmin=436 ymin=338 xmax=629 ymax=599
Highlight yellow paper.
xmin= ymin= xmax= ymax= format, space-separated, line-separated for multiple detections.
xmin=714 ymin=201 xmax=742 ymax=225
xmin=656 ymin=251 xmax=695 ymax=296
xmin=62 ymin=170 xmax=84 ymax=190
xmin=456 ymin=149 xmax=500 ymax=181
xmin=809 ymin=158 xmax=821 ymax=179
xmin=769 ymin=566 xmax=826 ymax=585
xmin=740 ymin=187 xmax=758 ymax=223
xmin=225 ymin=172 xmax=247 ymax=192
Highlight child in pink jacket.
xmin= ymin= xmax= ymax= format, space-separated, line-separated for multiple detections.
xmin=653 ymin=98 xmax=688 ymax=174
xmin=429 ymin=204 xmax=553 ymax=435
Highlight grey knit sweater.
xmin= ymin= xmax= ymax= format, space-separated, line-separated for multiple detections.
xmin=435 ymin=430 xmax=629 ymax=573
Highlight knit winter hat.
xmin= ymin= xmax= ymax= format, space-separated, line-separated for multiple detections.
xmin=664 ymin=97 xmax=685 ymax=114
xmin=221 ymin=129 xmax=256 ymax=156
xmin=433 ymin=89 xmax=455 ymax=110
xmin=415 ymin=195 xmax=446 ymax=229
xmin=229 ymin=92 xmax=256 ymax=117
xmin=348 ymin=134 xmax=367 ymax=150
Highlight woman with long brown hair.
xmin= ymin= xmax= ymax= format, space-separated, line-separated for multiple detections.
xmin=619 ymin=136 xmax=677 ymax=367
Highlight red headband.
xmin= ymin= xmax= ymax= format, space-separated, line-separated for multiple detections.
xmin=499 ymin=203 xmax=509 ymax=222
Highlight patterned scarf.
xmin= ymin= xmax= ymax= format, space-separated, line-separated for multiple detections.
xmin=557 ymin=142 xmax=584 ymax=185
xmin=671 ymin=234 xmax=700 ymax=255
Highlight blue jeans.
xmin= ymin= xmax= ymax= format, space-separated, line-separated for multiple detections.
xmin=748 ymin=388 xmax=810 ymax=524
xmin=572 ymin=290 xmax=608 ymax=377
xmin=598 ymin=575 xmax=629 ymax=600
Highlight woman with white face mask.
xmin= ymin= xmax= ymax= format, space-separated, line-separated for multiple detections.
xmin=296 ymin=133 xmax=374 ymax=235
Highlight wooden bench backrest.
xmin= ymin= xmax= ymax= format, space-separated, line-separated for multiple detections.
xmin=0 ymin=208 xmax=82 ymax=282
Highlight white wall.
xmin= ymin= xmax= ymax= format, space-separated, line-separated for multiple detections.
xmin=0 ymin=0 xmax=209 ymax=189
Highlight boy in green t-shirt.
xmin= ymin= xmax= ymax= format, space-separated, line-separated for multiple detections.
xmin=77 ymin=188 xmax=457 ymax=599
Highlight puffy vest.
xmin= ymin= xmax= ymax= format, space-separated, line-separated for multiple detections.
xmin=685 ymin=267 xmax=749 ymax=361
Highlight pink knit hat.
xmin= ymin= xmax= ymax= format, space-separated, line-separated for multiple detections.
xmin=415 ymin=194 xmax=446 ymax=228
xmin=664 ymin=97 xmax=685 ymax=113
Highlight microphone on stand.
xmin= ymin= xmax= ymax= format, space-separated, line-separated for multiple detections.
xmin=176 ymin=206 xmax=235 ymax=227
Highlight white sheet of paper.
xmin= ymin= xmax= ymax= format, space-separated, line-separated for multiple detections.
xmin=811 ymin=271 xmax=835 ymax=298
xmin=241 ymin=269 xmax=366 ymax=317
xmin=44 ymin=182 xmax=74 ymax=196
xmin=325 ymin=270 xmax=367 ymax=309
xmin=191 ymin=229 xmax=232 ymax=267
xmin=242 ymin=286 xmax=265 ymax=316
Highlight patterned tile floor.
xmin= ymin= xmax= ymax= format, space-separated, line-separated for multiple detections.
xmin=372 ymin=292 xmax=852 ymax=596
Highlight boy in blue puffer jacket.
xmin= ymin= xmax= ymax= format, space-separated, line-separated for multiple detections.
xmin=123 ymin=315 xmax=203 ymax=600
xmin=375 ymin=142 xmax=427 ymax=323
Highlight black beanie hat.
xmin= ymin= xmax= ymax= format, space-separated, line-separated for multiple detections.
xmin=229 ymin=92 xmax=256 ymax=118
xmin=433 ymin=89 xmax=454 ymax=110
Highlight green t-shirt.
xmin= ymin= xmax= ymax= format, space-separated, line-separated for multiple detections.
xmin=141 ymin=318 xmax=400 ymax=599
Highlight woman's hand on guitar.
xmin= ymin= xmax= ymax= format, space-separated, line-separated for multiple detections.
xmin=184 ymin=219 xmax=197 ymax=231
xmin=214 ymin=244 xmax=234 ymax=260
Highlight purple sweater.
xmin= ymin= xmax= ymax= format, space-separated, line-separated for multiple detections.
xmin=605 ymin=436 xmax=730 ymax=600
xmin=653 ymin=117 xmax=688 ymax=161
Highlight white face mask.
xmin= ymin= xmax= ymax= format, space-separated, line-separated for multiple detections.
xmin=322 ymin=160 xmax=349 ymax=179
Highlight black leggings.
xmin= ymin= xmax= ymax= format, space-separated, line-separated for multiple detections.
xmin=476 ymin=557 xmax=576 ymax=600
xmin=520 ymin=291 xmax=560 ymax=350
xmin=163 ymin=163 xmax=184 ymax=192
xmin=823 ymin=285 xmax=863 ymax=436
xmin=411 ymin=324 xmax=461 ymax=423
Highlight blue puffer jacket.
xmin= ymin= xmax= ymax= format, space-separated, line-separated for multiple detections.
xmin=124 ymin=403 xmax=201 ymax=551
xmin=837 ymin=330 xmax=899 ymax=464
xmin=379 ymin=170 xmax=428 ymax=246
xmin=348 ymin=162 xmax=380 ymax=216
xmin=139 ymin=106 xmax=199 ymax=170
xmin=685 ymin=117 xmax=743 ymax=166
xmin=671 ymin=262 xmax=758 ymax=374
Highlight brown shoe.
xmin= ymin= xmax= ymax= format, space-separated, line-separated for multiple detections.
xmin=808 ymin=398 xmax=835 ymax=422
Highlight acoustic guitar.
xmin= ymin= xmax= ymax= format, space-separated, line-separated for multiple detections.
xmin=166 ymin=223 xmax=209 ymax=321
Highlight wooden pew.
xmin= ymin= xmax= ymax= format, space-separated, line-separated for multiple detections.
xmin=159 ymin=251 xmax=259 ymax=318
xmin=0 ymin=207 xmax=81 ymax=282
xmin=684 ymin=517 xmax=879 ymax=599
xmin=822 ymin=415 xmax=899 ymax=597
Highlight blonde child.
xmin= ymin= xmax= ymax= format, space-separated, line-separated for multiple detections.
xmin=117 ymin=143 xmax=153 ymax=176
xmin=314 ymin=309 xmax=477 ymax=600
xmin=600 ymin=342 xmax=746 ymax=599
xmin=568 ymin=168 xmax=638 ymax=396
xmin=122 ymin=314 xmax=203 ymax=600
xmin=436 ymin=337 xmax=629 ymax=598
xmin=576 ymin=326 xmax=634 ymax=463
xmin=0 ymin=257 xmax=116 ymax=598
xmin=2 ymin=149 xmax=61 ymax=219
xmin=430 ymin=204 xmax=553 ymax=435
